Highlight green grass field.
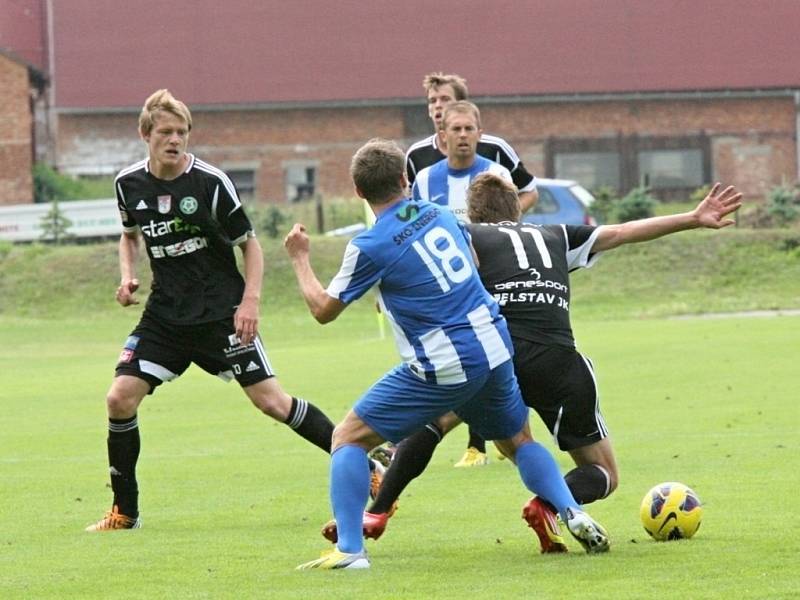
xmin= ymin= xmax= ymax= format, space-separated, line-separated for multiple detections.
xmin=1 ymin=230 xmax=799 ymax=598
xmin=1 ymin=306 xmax=798 ymax=599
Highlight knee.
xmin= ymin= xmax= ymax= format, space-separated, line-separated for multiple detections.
xmin=331 ymin=424 xmax=349 ymax=449
xmin=250 ymin=389 xmax=291 ymax=420
xmin=105 ymin=388 xmax=138 ymax=418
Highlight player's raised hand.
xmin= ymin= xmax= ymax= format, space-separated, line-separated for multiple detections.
xmin=694 ymin=183 xmax=743 ymax=229
xmin=284 ymin=223 xmax=310 ymax=258
xmin=116 ymin=278 xmax=140 ymax=307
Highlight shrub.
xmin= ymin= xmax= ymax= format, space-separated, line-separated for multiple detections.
xmin=614 ymin=186 xmax=658 ymax=222
xmin=690 ymin=184 xmax=712 ymax=205
xmin=589 ymin=186 xmax=617 ymax=224
xmin=33 ymin=163 xmax=84 ymax=203
xmin=252 ymin=205 xmax=289 ymax=239
xmin=766 ymin=184 xmax=800 ymax=226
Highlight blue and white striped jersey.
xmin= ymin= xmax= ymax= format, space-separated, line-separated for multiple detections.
xmin=411 ymin=155 xmax=512 ymax=222
xmin=326 ymin=198 xmax=513 ymax=384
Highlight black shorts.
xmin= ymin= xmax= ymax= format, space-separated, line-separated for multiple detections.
xmin=513 ymin=340 xmax=609 ymax=451
xmin=115 ymin=312 xmax=275 ymax=393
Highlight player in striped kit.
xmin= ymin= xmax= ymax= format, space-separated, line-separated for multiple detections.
xmin=412 ymin=101 xmax=513 ymax=224
xmin=405 ymin=72 xmax=538 ymax=213
xmin=287 ymin=138 xmax=609 ymax=570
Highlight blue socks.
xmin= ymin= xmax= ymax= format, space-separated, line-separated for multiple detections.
xmin=515 ymin=441 xmax=578 ymax=519
xmin=330 ymin=445 xmax=370 ymax=554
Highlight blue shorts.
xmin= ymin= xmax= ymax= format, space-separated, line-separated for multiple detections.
xmin=353 ymin=360 xmax=528 ymax=444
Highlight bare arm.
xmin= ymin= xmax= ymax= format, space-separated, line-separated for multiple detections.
xmin=593 ymin=183 xmax=743 ymax=252
xmin=284 ymin=223 xmax=347 ymax=324
xmin=116 ymin=231 xmax=141 ymax=306
xmin=234 ymin=235 xmax=263 ymax=345
xmin=518 ymin=189 xmax=538 ymax=213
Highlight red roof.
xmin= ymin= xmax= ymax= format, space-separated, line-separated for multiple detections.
xmin=39 ymin=0 xmax=800 ymax=109
xmin=0 ymin=0 xmax=45 ymax=69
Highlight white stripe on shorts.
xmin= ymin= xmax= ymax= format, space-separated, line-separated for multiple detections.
xmin=581 ymin=354 xmax=608 ymax=438
xmin=139 ymin=360 xmax=178 ymax=382
xmin=253 ymin=336 xmax=275 ymax=376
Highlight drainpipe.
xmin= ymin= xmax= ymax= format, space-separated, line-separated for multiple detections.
xmin=795 ymin=91 xmax=800 ymax=182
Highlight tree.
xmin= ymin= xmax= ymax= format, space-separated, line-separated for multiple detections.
xmin=39 ymin=199 xmax=74 ymax=244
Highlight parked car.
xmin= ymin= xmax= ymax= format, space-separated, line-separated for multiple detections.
xmin=522 ymin=178 xmax=597 ymax=226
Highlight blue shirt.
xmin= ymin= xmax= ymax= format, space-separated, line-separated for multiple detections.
xmin=411 ymin=155 xmax=512 ymax=222
xmin=326 ymin=198 xmax=512 ymax=384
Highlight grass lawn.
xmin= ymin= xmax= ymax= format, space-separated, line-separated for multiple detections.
xmin=1 ymin=308 xmax=798 ymax=599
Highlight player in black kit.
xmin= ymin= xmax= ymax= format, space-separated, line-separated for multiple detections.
xmin=86 ymin=90 xmax=347 ymax=531
xmin=325 ymin=172 xmax=742 ymax=552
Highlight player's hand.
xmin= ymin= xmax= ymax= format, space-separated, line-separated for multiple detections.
xmin=234 ymin=297 xmax=259 ymax=345
xmin=694 ymin=183 xmax=743 ymax=229
xmin=284 ymin=223 xmax=310 ymax=259
xmin=116 ymin=278 xmax=140 ymax=307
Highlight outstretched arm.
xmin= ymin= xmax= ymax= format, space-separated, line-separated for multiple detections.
xmin=284 ymin=223 xmax=347 ymax=324
xmin=593 ymin=183 xmax=743 ymax=252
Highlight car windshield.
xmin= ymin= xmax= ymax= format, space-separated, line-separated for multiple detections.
xmin=569 ymin=184 xmax=595 ymax=208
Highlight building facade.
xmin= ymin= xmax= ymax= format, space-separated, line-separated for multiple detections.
xmin=2 ymin=0 xmax=799 ymax=205
xmin=0 ymin=51 xmax=37 ymax=206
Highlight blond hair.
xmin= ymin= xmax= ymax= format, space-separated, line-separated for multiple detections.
xmin=350 ymin=138 xmax=406 ymax=204
xmin=440 ymin=100 xmax=482 ymax=131
xmin=138 ymin=89 xmax=192 ymax=136
xmin=423 ymin=72 xmax=469 ymax=100
xmin=467 ymin=173 xmax=522 ymax=223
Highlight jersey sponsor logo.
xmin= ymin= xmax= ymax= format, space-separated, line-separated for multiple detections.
xmin=245 ymin=361 xmax=260 ymax=372
xmin=392 ymin=207 xmax=440 ymax=245
xmin=150 ymin=236 xmax=209 ymax=258
xmin=224 ymin=339 xmax=255 ymax=358
xmin=492 ymin=291 xmax=569 ymax=310
xmin=135 ymin=200 xmax=148 ymax=210
xmin=493 ymin=278 xmax=568 ymax=293
xmin=141 ymin=216 xmax=202 ymax=239
xmin=395 ymin=203 xmax=420 ymax=222
xmin=179 ymin=196 xmax=198 ymax=215
xmin=158 ymin=195 xmax=172 ymax=214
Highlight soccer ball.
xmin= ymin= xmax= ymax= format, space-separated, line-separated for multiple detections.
xmin=640 ymin=482 xmax=703 ymax=541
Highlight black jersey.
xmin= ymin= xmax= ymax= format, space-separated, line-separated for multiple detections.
xmin=405 ymin=133 xmax=536 ymax=193
xmin=467 ymin=221 xmax=602 ymax=348
xmin=115 ymin=154 xmax=254 ymax=325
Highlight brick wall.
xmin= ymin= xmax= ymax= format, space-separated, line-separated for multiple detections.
xmin=0 ymin=54 xmax=34 ymax=205
xmin=481 ymin=97 xmax=797 ymax=198
xmin=55 ymin=95 xmax=797 ymax=203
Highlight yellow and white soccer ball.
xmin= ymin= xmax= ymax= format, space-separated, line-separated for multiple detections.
xmin=640 ymin=482 xmax=703 ymax=541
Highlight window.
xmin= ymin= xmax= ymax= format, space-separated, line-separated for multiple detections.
xmin=285 ymin=163 xmax=317 ymax=203
xmin=554 ymin=152 xmax=620 ymax=189
xmin=527 ymin=186 xmax=558 ymax=215
xmin=547 ymin=133 xmax=710 ymax=199
xmin=226 ymin=169 xmax=256 ymax=201
xmin=637 ymin=149 xmax=704 ymax=189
